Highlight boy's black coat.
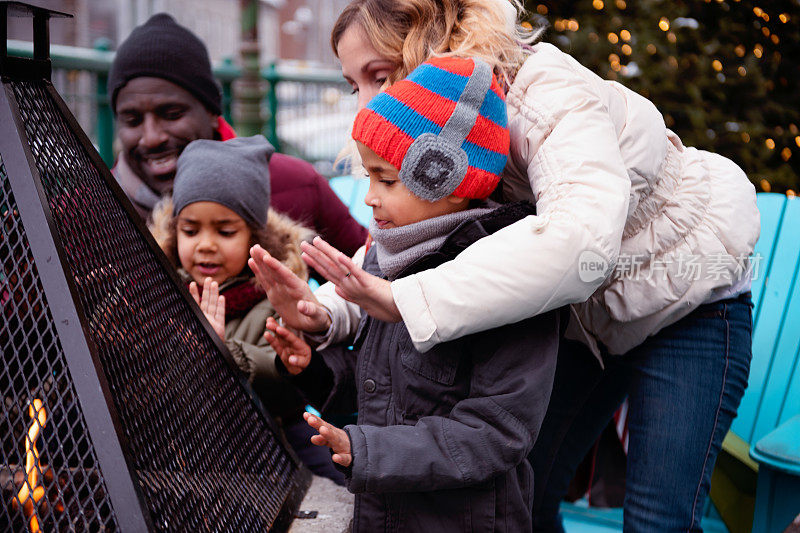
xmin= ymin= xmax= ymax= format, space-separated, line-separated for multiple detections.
xmin=295 ymin=202 xmax=561 ymax=532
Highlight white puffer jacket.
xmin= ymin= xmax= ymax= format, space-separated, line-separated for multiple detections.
xmin=391 ymin=43 xmax=760 ymax=356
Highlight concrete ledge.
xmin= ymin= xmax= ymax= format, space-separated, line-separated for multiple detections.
xmin=289 ymin=475 xmax=353 ymax=532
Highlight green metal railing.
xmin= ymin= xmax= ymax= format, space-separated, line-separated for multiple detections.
xmin=6 ymin=39 xmax=354 ymax=174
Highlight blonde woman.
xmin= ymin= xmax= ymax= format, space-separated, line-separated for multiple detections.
xmin=251 ymin=1 xmax=759 ymax=530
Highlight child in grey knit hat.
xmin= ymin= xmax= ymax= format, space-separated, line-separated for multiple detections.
xmin=151 ymin=135 xmax=345 ymax=485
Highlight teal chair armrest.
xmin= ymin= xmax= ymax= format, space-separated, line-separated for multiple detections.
xmin=750 ymin=414 xmax=800 ymax=475
xmin=750 ymin=415 xmax=800 ymax=532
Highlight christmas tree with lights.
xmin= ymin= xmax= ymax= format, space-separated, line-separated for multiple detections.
xmin=525 ymin=0 xmax=799 ymax=193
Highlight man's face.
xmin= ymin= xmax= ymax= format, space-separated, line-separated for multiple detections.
xmin=115 ymin=77 xmax=217 ymax=194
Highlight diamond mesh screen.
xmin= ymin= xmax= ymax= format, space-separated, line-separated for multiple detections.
xmin=3 ymin=79 xmax=309 ymax=531
xmin=1 ymin=158 xmax=119 ymax=532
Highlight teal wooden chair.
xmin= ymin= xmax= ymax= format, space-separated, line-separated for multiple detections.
xmin=709 ymin=193 xmax=800 ymax=533
xmin=327 ymin=177 xmax=799 ymax=532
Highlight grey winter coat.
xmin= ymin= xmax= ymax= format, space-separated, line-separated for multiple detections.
xmin=297 ymin=203 xmax=562 ymax=532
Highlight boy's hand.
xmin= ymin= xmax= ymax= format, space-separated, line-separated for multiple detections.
xmin=301 ymin=237 xmax=401 ymax=323
xmin=249 ymin=245 xmax=331 ymax=333
xmin=264 ymin=316 xmax=312 ymax=374
xmin=304 ymin=411 xmax=352 ymax=467
xmin=190 ymin=277 xmax=226 ymax=341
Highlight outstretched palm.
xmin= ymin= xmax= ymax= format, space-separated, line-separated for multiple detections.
xmin=300 ymin=237 xmax=401 ymax=323
xmin=249 ymin=245 xmax=331 ymax=333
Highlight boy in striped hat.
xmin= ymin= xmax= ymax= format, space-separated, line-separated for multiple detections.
xmin=264 ymin=57 xmax=561 ymax=531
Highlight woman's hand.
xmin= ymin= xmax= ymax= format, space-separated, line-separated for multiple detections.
xmin=249 ymin=245 xmax=331 ymax=333
xmin=304 ymin=411 xmax=352 ymax=467
xmin=189 ymin=277 xmax=226 ymax=341
xmin=264 ymin=316 xmax=312 ymax=375
xmin=301 ymin=237 xmax=401 ymax=323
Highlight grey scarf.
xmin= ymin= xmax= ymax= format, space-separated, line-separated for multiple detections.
xmin=369 ymin=205 xmax=493 ymax=280
xmin=112 ymin=153 xmax=162 ymax=217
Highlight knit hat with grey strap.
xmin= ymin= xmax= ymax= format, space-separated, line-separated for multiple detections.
xmin=172 ymin=135 xmax=274 ymax=227
xmin=352 ymin=56 xmax=509 ymax=201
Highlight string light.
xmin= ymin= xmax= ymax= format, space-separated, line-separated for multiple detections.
xmin=534 ymin=2 xmax=796 ymax=194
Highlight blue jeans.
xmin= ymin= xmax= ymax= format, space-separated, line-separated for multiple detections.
xmin=531 ymin=292 xmax=753 ymax=532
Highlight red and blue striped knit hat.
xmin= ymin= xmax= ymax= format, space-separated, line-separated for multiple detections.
xmin=352 ymin=56 xmax=509 ymax=201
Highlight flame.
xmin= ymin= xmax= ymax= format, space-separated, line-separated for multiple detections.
xmin=16 ymin=399 xmax=47 ymax=533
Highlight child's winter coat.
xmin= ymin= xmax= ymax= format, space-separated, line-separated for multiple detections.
xmin=292 ymin=203 xmax=562 ymax=532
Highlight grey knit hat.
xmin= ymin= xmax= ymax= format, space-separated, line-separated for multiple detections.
xmin=172 ymin=135 xmax=274 ymax=227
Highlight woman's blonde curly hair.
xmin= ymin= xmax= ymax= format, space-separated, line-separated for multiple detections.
xmin=331 ymin=0 xmax=544 ymax=88
xmin=150 ymin=196 xmax=313 ymax=281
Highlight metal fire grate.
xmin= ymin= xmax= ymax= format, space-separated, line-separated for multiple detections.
xmin=1 ymin=3 xmax=311 ymax=531
xmin=2 ymin=158 xmax=119 ymax=532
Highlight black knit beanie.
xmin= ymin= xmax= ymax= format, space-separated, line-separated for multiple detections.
xmin=109 ymin=13 xmax=221 ymax=115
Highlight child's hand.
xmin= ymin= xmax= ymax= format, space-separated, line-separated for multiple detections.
xmin=189 ymin=277 xmax=226 ymax=341
xmin=301 ymin=237 xmax=401 ymax=323
xmin=264 ymin=317 xmax=312 ymax=374
xmin=304 ymin=411 xmax=352 ymax=467
xmin=249 ymin=245 xmax=332 ymax=333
